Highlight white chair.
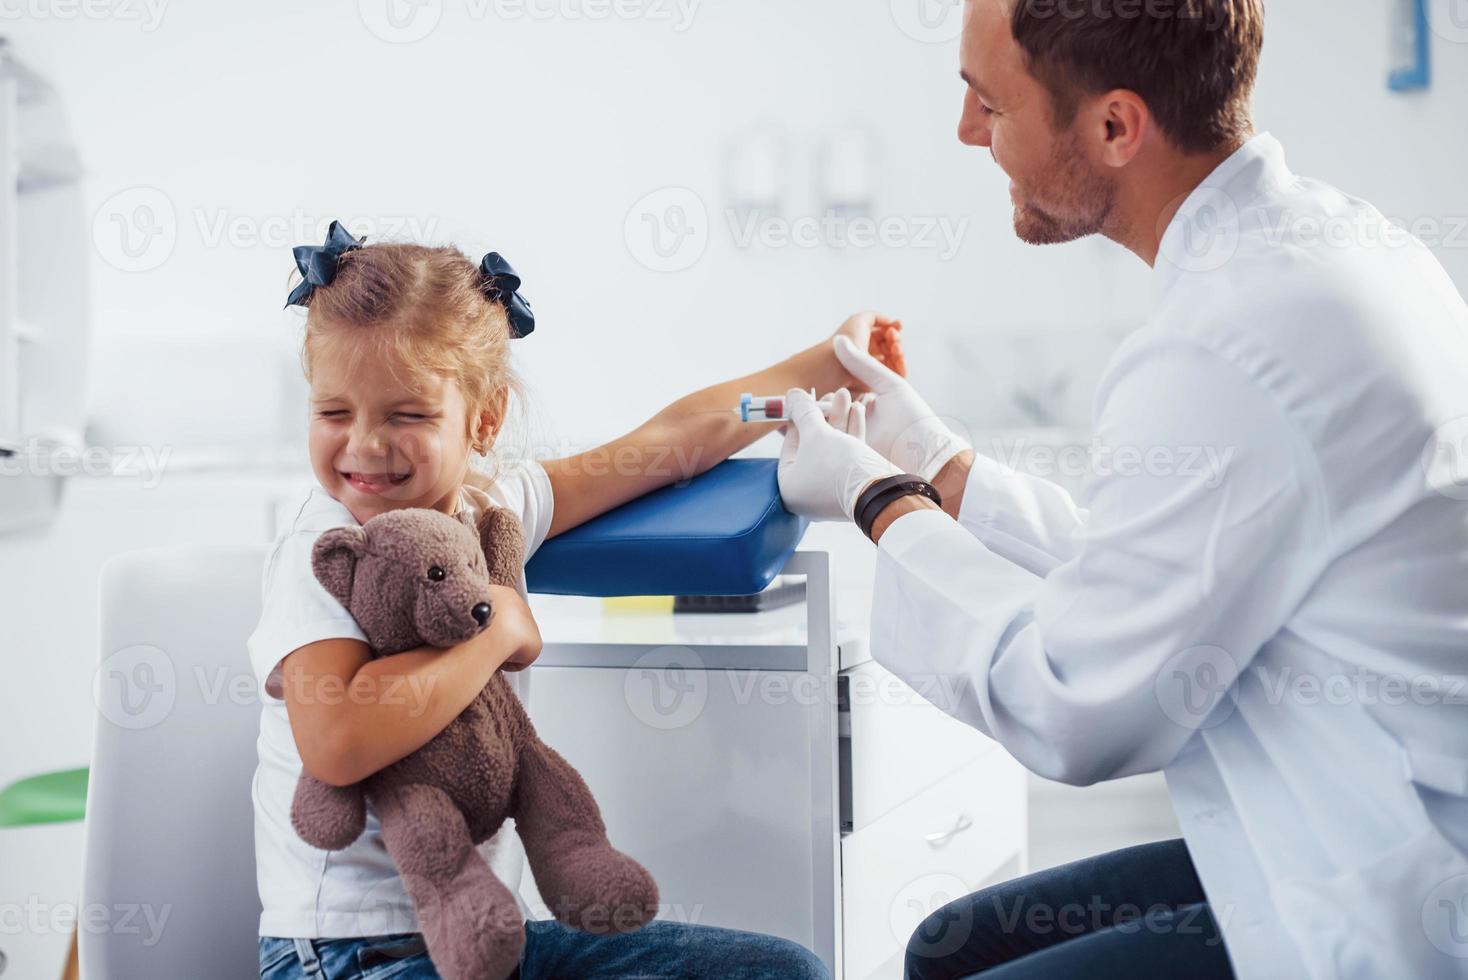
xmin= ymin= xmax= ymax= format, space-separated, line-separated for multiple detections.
xmin=81 ymin=544 xmax=269 ymax=979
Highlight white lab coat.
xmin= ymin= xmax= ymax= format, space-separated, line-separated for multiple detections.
xmin=871 ymin=134 xmax=1468 ymax=979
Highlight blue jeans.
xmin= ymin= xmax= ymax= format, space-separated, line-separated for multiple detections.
xmin=904 ymin=839 xmax=1235 ymax=980
xmin=260 ymin=917 xmax=829 ymax=979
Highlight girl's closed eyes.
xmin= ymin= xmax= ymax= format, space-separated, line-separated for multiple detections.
xmin=313 ymin=408 xmax=437 ymax=421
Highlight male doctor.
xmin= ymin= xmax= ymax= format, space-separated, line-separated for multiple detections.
xmin=777 ymin=1 xmax=1468 ymax=978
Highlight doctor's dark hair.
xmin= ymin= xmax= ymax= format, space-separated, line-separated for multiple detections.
xmin=1010 ymin=0 xmax=1264 ymax=155
xmin=298 ymin=242 xmax=524 ymax=448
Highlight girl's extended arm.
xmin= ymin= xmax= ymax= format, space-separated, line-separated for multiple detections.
xmin=280 ymin=584 xmax=542 ymax=787
xmin=543 ymin=312 xmax=902 ymax=536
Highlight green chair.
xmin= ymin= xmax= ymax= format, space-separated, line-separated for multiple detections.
xmin=0 ymin=767 xmax=87 ymax=828
xmin=0 ymin=767 xmax=87 ymax=979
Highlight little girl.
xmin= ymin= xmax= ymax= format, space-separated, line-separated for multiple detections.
xmin=248 ymin=222 xmax=901 ymax=979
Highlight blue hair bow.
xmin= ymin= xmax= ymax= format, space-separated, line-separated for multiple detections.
xmin=285 ymin=220 xmax=362 ymax=308
xmin=480 ymin=252 xmax=535 ymax=338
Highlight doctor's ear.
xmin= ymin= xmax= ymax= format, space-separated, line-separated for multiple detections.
xmin=1090 ymin=89 xmax=1148 ymax=168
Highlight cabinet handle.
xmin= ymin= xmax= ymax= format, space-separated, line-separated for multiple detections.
xmin=925 ymin=814 xmax=974 ymax=848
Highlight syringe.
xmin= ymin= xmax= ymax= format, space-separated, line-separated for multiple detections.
xmin=737 ymin=391 xmax=835 ymax=423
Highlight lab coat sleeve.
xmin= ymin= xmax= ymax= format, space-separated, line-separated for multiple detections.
xmin=871 ymin=337 xmax=1331 ymax=785
xmin=956 ymin=450 xmax=1088 ymax=577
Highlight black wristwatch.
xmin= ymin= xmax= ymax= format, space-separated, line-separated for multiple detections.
xmin=855 ymin=474 xmax=942 ymax=540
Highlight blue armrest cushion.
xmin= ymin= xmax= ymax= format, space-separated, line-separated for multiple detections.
xmin=525 ymin=458 xmax=808 ymax=597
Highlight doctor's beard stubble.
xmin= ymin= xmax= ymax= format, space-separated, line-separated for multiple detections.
xmin=1011 ymin=130 xmax=1120 ymax=247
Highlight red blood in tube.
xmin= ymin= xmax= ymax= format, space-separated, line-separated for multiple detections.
xmin=765 ymin=397 xmax=784 ymax=419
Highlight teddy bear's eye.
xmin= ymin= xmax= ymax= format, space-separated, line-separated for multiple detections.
xmin=426 ymin=565 xmax=446 ymax=582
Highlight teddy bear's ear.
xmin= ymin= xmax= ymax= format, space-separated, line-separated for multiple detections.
xmin=311 ymin=526 xmax=368 ymax=608
xmin=454 ymin=508 xmax=477 ymax=532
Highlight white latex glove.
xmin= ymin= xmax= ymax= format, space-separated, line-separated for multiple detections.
xmin=778 ymin=388 xmax=901 ymax=522
xmin=834 ymin=334 xmax=971 ymax=482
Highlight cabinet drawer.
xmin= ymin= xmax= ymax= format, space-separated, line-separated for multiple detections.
xmin=840 ymin=751 xmax=1026 ymax=980
xmin=840 ymin=661 xmax=999 ymax=830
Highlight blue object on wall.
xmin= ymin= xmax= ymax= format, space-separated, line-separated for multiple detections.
xmin=1390 ymin=0 xmax=1431 ymax=92
xmin=525 ymin=458 xmax=809 ymax=597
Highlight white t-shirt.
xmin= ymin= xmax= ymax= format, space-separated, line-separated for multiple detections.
xmin=248 ymin=462 xmax=555 ymax=938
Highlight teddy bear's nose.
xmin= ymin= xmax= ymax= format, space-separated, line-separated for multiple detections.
xmin=471 ymin=602 xmax=492 ymax=626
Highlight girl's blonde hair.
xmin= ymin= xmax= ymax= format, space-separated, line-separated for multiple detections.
xmin=296 ymin=242 xmax=525 ymax=481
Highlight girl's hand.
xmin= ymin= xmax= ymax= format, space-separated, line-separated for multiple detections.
xmin=486 ymin=584 xmax=542 ymax=672
xmin=832 ymin=311 xmax=908 ymax=385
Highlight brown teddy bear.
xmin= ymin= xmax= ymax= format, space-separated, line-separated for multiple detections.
xmin=287 ymin=505 xmax=659 ymax=980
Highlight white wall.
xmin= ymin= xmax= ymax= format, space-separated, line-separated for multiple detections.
xmin=1257 ymin=2 xmax=1468 ymax=298
xmin=10 ymin=2 xmax=1466 ymax=443
xmin=1 ymin=1 xmax=1465 ymax=975
xmin=11 ymin=0 xmax=1149 ymax=446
